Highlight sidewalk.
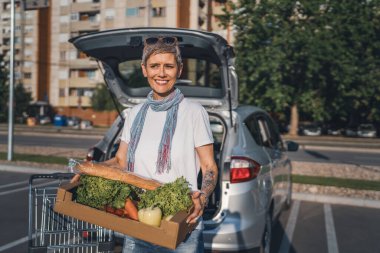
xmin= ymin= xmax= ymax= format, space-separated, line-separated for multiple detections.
xmin=0 ymin=123 xmax=107 ymax=138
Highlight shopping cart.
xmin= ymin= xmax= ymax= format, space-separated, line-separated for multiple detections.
xmin=28 ymin=173 xmax=114 ymax=253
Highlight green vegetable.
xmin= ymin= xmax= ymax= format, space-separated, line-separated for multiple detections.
xmin=138 ymin=177 xmax=193 ymax=217
xmin=75 ymin=175 xmax=140 ymax=209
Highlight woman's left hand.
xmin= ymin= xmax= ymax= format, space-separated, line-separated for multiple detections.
xmin=186 ymin=191 xmax=205 ymax=224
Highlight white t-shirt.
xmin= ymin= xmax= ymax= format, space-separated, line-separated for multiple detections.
xmin=120 ymin=98 xmax=214 ymax=191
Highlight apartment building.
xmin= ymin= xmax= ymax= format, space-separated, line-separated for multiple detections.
xmin=0 ymin=0 xmax=230 ymax=126
xmin=0 ymin=0 xmax=40 ymax=99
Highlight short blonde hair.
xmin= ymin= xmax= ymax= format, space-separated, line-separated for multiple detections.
xmin=141 ymin=37 xmax=182 ymax=68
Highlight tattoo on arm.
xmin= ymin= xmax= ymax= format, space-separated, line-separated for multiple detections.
xmin=200 ymin=168 xmax=217 ymax=197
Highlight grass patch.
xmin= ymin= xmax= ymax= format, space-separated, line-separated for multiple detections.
xmin=0 ymin=152 xmax=71 ymax=165
xmin=292 ymin=174 xmax=380 ymax=191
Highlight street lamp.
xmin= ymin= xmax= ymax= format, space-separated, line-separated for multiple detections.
xmin=7 ymin=0 xmax=15 ymax=161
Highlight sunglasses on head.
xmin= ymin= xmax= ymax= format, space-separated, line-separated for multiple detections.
xmin=145 ymin=36 xmax=177 ymax=45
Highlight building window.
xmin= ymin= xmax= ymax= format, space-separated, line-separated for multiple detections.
xmin=78 ymin=51 xmax=87 ymax=59
xmin=69 ymin=51 xmax=77 ymax=60
xmin=24 ymin=72 xmax=32 ymax=79
xmin=69 ymin=88 xmax=94 ymax=97
xmin=60 ymin=51 xmax=66 ymax=60
xmin=105 ymin=9 xmax=115 ymax=20
xmin=59 ymin=88 xmax=65 ymax=97
xmin=25 ymin=37 xmax=33 ymax=45
xmin=126 ymin=7 xmax=139 ymax=17
xmin=71 ymin=13 xmax=79 ymax=21
xmin=24 ymin=49 xmax=32 ymax=57
xmin=24 ymin=61 xmax=32 ymax=68
xmin=25 ymin=25 xmax=33 ymax=33
xmin=15 ymin=72 xmax=22 ymax=79
xmin=79 ymin=12 xmax=99 ymax=22
xmin=59 ymin=70 xmax=68 ymax=79
xmin=152 ymin=7 xmax=165 ymax=17
xmin=87 ymin=70 xmax=96 ymax=79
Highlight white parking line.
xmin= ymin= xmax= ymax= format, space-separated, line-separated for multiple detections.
xmin=0 ymin=235 xmax=28 ymax=252
xmin=324 ymin=204 xmax=340 ymax=253
xmin=278 ymin=200 xmax=301 ymax=253
xmin=0 ymin=181 xmax=56 ymax=196
xmin=0 ymin=180 xmax=28 ymax=190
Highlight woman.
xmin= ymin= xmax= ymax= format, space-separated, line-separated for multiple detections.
xmin=106 ymin=36 xmax=218 ymax=252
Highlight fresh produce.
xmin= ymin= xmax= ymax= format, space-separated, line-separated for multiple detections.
xmin=75 ymin=175 xmax=193 ymax=225
xmin=75 ymin=161 xmax=162 ymax=190
xmin=75 ymin=175 xmax=140 ymax=210
xmin=138 ymin=177 xmax=193 ymax=217
xmin=138 ymin=207 xmax=162 ymax=227
xmin=124 ymin=198 xmax=139 ymax=220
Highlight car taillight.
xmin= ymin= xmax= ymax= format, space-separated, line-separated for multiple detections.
xmin=230 ymin=156 xmax=261 ymax=183
xmin=86 ymin=147 xmax=95 ymax=161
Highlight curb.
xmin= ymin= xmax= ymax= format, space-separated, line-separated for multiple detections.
xmin=0 ymin=130 xmax=103 ymax=139
xmin=301 ymin=145 xmax=380 ymax=154
xmin=293 ymin=192 xmax=380 ymax=209
xmin=0 ymin=164 xmax=66 ymax=174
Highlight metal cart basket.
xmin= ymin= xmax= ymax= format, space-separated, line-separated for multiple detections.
xmin=28 ymin=173 xmax=114 ymax=253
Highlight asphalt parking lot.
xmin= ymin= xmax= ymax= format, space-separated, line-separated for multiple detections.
xmin=0 ymin=170 xmax=379 ymax=253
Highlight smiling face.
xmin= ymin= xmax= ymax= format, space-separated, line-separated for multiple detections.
xmin=142 ymin=53 xmax=182 ymax=100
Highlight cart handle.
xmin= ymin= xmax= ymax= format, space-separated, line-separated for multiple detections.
xmin=29 ymin=172 xmax=75 ymax=185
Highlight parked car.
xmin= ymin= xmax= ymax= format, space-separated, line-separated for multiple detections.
xmin=357 ymin=123 xmax=377 ymax=138
xmin=344 ymin=125 xmax=358 ymax=137
xmin=38 ymin=115 xmax=51 ymax=125
xmin=67 ymin=116 xmax=81 ymax=127
xmin=71 ymin=27 xmax=299 ymax=252
xmin=326 ymin=126 xmax=342 ymax=136
xmin=300 ymin=123 xmax=322 ymax=136
xmin=80 ymin=120 xmax=93 ymax=130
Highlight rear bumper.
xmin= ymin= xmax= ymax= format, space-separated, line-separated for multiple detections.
xmin=203 ymin=186 xmax=267 ymax=251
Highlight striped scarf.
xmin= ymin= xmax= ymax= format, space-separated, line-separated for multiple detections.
xmin=127 ymin=88 xmax=184 ymax=174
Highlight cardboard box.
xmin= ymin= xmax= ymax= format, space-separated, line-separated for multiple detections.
xmin=54 ymin=182 xmax=197 ymax=250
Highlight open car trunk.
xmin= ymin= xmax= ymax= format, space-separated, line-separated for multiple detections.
xmin=70 ymin=28 xmax=233 ymax=221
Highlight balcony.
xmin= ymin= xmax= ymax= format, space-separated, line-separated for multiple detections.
xmin=68 ymin=58 xmax=98 ymax=69
xmin=71 ymin=2 xmax=101 ymax=12
xmin=69 ymin=77 xmax=98 ymax=88
xmin=59 ymin=96 xmax=92 ymax=107
xmin=70 ymin=20 xmax=100 ymax=32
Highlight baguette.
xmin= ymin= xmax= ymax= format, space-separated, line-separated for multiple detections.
xmin=76 ymin=161 xmax=162 ymax=190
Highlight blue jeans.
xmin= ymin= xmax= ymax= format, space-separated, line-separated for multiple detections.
xmin=122 ymin=229 xmax=204 ymax=253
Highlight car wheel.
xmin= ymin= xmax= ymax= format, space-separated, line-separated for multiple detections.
xmin=260 ymin=211 xmax=272 ymax=253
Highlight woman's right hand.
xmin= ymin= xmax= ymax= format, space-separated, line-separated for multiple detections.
xmin=70 ymin=174 xmax=81 ymax=183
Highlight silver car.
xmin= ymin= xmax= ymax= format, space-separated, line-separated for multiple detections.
xmin=71 ymin=28 xmax=298 ymax=252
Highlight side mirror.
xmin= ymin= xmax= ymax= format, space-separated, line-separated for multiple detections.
xmin=286 ymin=141 xmax=299 ymax=152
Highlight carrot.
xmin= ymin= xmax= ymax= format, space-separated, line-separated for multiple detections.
xmin=75 ymin=161 xmax=162 ymax=190
xmin=124 ymin=198 xmax=138 ymax=220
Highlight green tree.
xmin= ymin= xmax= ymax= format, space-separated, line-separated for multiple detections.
xmin=220 ymin=0 xmax=380 ymax=135
xmin=91 ymin=83 xmax=121 ymax=112
xmin=0 ymin=58 xmax=8 ymax=122
xmin=0 ymin=55 xmax=32 ymax=123
xmin=14 ymin=83 xmax=32 ymax=121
